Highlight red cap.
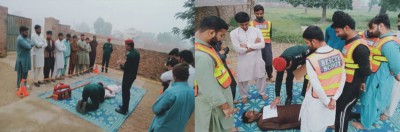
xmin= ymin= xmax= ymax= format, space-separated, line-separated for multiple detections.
xmin=273 ymin=57 xmax=287 ymax=72
xmin=125 ymin=39 xmax=134 ymax=44
xmin=107 ymin=37 xmax=111 ymax=41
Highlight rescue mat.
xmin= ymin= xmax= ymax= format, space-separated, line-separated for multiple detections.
xmin=233 ymin=83 xmax=400 ymax=132
xmin=38 ymin=75 xmax=147 ymax=132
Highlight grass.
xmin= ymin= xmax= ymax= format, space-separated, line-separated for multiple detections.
xmin=230 ymin=7 xmax=399 ymax=44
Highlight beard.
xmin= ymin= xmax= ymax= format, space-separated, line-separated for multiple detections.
xmin=369 ymin=30 xmax=381 ymax=38
xmin=22 ymin=34 xmax=28 ymax=38
xmin=256 ymin=17 xmax=263 ymax=21
xmin=339 ymin=34 xmax=347 ymax=40
xmin=209 ymin=35 xmax=219 ymax=46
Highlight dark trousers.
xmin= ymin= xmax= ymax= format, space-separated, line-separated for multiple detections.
xmin=262 ymin=44 xmax=273 ymax=78
xmin=335 ymin=83 xmax=360 ymax=132
xmin=68 ymin=62 xmax=76 ymax=75
xmin=121 ymin=74 xmax=135 ymax=111
xmin=301 ymin=78 xmax=309 ymax=97
xmin=89 ymin=54 xmax=96 ymax=71
xmin=16 ymin=62 xmax=28 ymax=88
xmin=82 ymin=87 xmax=105 ymax=112
xmin=44 ymin=58 xmax=55 ymax=79
xmin=162 ymin=81 xmax=169 ymax=92
xmin=102 ymin=55 xmax=111 ymax=72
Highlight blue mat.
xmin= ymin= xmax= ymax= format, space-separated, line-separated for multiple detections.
xmin=233 ymin=83 xmax=400 ymax=132
xmin=38 ymin=75 xmax=147 ymax=132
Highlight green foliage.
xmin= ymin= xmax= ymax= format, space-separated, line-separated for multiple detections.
xmin=379 ymin=0 xmax=400 ymax=14
xmin=94 ymin=17 xmax=112 ymax=36
xmin=235 ymin=8 xmax=399 ymax=44
xmin=172 ymin=0 xmax=194 ymax=41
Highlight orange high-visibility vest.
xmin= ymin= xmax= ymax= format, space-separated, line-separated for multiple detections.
xmin=358 ymin=31 xmax=378 ymax=47
xmin=370 ymin=36 xmax=400 ymax=72
xmin=195 ymin=42 xmax=232 ymax=89
xmin=250 ymin=20 xmax=272 ymax=43
xmin=342 ymin=39 xmax=369 ymax=83
xmin=307 ymin=49 xmax=344 ymax=98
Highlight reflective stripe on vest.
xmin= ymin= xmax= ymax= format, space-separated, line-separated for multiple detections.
xmin=370 ymin=36 xmax=400 ymax=72
xmin=341 ymin=39 xmax=368 ymax=82
xmin=306 ymin=49 xmax=344 ymax=98
xmin=195 ymin=42 xmax=232 ymax=89
xmin=250 ymin=20 xmax=271 ymax=43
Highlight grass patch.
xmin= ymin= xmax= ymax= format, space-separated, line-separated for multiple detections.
xmin=228 ymin=7 xmax=398 ymax=44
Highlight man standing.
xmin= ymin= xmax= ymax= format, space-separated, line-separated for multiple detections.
xmin=195 ymin=16 xmax=235 ymax=132
xmin=148 ymin=63 xmax=194 ymax=132
xmin=89 ymin=35 xmax=98 ymax=72
xmin=44 ymin=31 xmax=55 ymax=82
xmin=353 ymin=14 xmax=400 ymax=130
xmin=325 ymin=11 xmax=346 ymax=51
xmin=53 ymin=33 xmax=66 ymax=80
xmin=77 ymin=34 xmax=86 ymax=74
xmin=270 ymin=45 xmax=313 ymax=107
xmin=15 ymin=26 xmax=34 ymax=90
xmin=31 ymin=25 xmax=47 ymax=87
xmin=231 ymin=12 xmax=267 ymax=103
xmin=178 ymin=50 xmax=195 ymax=87
xmin=380 ymin=13 xmax=400 ymax=121
xmin=331 ymin=13 xmax=372 ymax=132
xmin=61 ymin=34 xmax=71 ymax=77
xmin=115 ymin=39 xmax=140 ymax=115
xmin=69 ymin=35 xmax=79 ymax=75
xmin=251 ymin=5 xmax=274 ymax=82
xmin=102 ymin=38 xmax=113 ymax=73
xmin=299 ymin=26 xmax=345 ymax=132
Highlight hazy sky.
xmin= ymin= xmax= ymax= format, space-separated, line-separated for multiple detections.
xmin=1 ymin=0 xmax=188 ymax=33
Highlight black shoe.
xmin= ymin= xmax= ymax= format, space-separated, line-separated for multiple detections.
xmin=115 ymin=108 xmax=127 ymax=115
xmin=101 ymin=68 xmax=104 ymax=72
xmin=34 ymin=82 xmax=40 ymax=87
xmin=285 ymin=97 xmax=292 ymax=105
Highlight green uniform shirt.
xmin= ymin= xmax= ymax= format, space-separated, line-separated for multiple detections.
xmin=280 ymin=45 xmax=311 ymax=64
xmin=103 ymin=43 xmax=113 ymax=56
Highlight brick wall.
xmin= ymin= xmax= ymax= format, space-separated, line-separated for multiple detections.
xmin=44 ymin=17 xmax=169 ymax=81
xmin=0 ymin=6 xmax=8 ymax=58
xmin=94 ymin=40 xmax=169 ymax=81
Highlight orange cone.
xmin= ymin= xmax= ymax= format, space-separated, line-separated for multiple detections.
xmin=16 ymin=79 xmax=29 ymax=98
xmin=93 ymin=65 xmax=99 ymax=74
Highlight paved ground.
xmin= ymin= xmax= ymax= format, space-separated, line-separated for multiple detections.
xmin=0 ymin=52 xmax=194 ymax=132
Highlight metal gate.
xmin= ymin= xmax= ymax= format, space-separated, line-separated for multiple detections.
xmin=7 ymin=14 xmax=31 ymax=51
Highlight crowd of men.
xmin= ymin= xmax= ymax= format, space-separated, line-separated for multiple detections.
xmin=15 ymin=24 xmax=115 ymax=89
xmin=195 ymin=4 xmax=400 ymax=132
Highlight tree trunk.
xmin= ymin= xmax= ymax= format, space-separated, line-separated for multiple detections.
xmin=216 ymin=6 xmax=221 ymax=17
xmin=321 ymin=4 xmax=327 ymax=22
xmin=304 ymin=7 xmax=308 ymax=14
xmin=379 ymin=5 xmax=387 ymax=14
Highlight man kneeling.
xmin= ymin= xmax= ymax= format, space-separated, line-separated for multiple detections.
xmin=242 ymin=104 xmax=301 ymax=130
xmin=76 ymin=82 xmax=108 ymax=114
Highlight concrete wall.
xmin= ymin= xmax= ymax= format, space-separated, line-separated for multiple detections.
xmin=0 ymin=6 xmax=8 ymax=58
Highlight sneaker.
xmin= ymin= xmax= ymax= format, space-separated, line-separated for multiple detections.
xmin=78 ymin=101 xmax=87 ymax=114
xmin=76 ymin=100 xmax=83 ymax=112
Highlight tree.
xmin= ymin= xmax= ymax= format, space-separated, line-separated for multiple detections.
xmin=172 ymin=0 xmax=194 ymax=41
xmin=94 ymin=17 xmax=113 ymax=36
xmin=379 ymin=0 xmax=400 ymax=14
xmin=75 ymin=22 xmax=90 ymax=33
xmin=368 ymin=0 xmax=379 ymax=12
xmin=281 ymin=0 xmax=353 ymax=22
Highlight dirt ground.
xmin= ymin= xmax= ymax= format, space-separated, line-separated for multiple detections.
xmin=0 ymin=52 xmax=194 ymax=132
